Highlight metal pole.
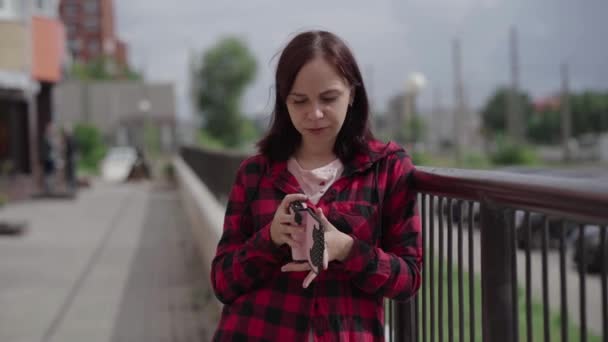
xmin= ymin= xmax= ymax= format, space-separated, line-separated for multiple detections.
xmin=452 ymin=38 xmax=465 ymax=165
xmin=432 ymin=86 xmax=443 ymax=154
xmin=507 ymin=27 xmax=523 ymax=142
xmin=25 ymin=0 xmax=41 ymax=189
xmin=560 ymin=63 xmax=572 ymax=162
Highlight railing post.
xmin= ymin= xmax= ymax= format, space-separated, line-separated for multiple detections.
xmin=480 ymin=200 xmax=516 ymax=342
xmin=394 ymin=300 xmax=416 ymax=341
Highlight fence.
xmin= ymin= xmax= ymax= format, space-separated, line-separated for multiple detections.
xmin=388 ymin=167 xmax=608 ymax=342
xmin=179 ymin=147 xmax=608 ymax=341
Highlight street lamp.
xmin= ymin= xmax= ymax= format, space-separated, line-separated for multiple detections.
xmin=138 ymin=99 xmax=151 ymax=114
xmin=400 ymin=72 xmax=427 ymax=145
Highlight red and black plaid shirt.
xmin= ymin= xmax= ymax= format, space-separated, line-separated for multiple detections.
xmin=211 ymin=140 xmax=422 ymax=341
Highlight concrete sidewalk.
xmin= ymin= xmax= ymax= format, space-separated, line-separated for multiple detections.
xmin=0 ymin=181 xmax=213 ymax=342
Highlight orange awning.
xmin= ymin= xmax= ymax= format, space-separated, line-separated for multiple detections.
xmin=31 ymin=16 xmax=66 ymax=83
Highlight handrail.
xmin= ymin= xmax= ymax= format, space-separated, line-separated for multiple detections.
xmin=414 ymin=166 xmax=608 ymax=224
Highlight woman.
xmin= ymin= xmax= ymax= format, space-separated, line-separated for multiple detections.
xmin=211 ymin=30 xmax=422 ymax=341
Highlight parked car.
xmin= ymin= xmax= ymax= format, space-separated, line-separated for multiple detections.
xmin=572 ymin=225 xmax=607 ymax=274
xmin=514 ymin=211 xmax=577 ymax=250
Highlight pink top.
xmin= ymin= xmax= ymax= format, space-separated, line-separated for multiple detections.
xmin=287 ymin=157 xmax=344 ymax=205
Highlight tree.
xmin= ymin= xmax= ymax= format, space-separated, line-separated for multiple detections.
xmin=570 ymin=91 xmax=608 ymax=136
xmin=527 ymin=91 xmax=608 ymax=144
xmin=481 ymin=87 xmax=532 ymax=138
xmin=191 ymin=37 xmax=257 ymax=148
xmin=527 ymin=110 xmax=561 ymax=144
xmin=69 ymin=57 xmax=142 ymax=81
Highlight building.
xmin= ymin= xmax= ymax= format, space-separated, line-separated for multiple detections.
xmin=54 ymin=80 xmax=178 ymax=153
xmin=59 ymin=0 xmax=128 ymax=68
xmin=0 ymin=0 xmax=66 ymax=199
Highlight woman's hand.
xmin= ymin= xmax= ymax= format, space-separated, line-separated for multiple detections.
xmin=269 ymin=193 xmax=309 ymax=248
xmin=281 ymin=207 xmax=354 ymax=288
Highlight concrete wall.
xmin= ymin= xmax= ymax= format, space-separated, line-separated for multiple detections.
xmin=172 ymin=147 xmax=252 ymax=323
xmin=172 ymin=156 xmax=225 ymax=321
xmin=54 ymin=80 xmax=176 ymax=132
xmin=179 ymin=146 xmax=249 ymax=204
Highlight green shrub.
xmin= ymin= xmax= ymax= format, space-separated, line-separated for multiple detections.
xmin=490 ymin=137 xmax=539 ymax=166
xmin=462 ymin=152 xmax=492 ymax=169
xmin=73 ymin=123 xmax=107 ymax=172
xmin=197 ymin=129 xmax=226 ymax=150
xmin=411 ymin=151 xmax=432 ymax=166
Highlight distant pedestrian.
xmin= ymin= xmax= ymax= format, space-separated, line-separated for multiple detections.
xmin=40 ymin=123 xmax=56 ymax=194
xmin=61 ymin=125 xmax=77 ymax=192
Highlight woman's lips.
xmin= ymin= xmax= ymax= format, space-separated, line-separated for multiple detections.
xmin=307 ymin=127 xmax=327 ymax=134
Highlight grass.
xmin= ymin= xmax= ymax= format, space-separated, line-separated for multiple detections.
xmin=407 ymin=263 xmax=601 ymax=342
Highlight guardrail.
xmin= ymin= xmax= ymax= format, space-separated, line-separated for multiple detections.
xmin=177 ymin=146 xmax=608 ymax=341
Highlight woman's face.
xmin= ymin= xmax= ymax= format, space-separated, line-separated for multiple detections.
xmin=286 ymin=56 xmax=353 ymax=149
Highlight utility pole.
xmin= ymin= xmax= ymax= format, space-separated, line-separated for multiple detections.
xmin=507 ymin=26 xmax=523 ymax=142
xmin=432 ymin=86 xmax=443 ymax=154
xmin=366 ymin=64 xmax=375 ymax=114
xmin=25 ymin=0 xmax=41 ymax=189
xmin=452 ymin=38 xmax=465 ymax=165
xmin=560 ymin=63 xmax=572 ymax=162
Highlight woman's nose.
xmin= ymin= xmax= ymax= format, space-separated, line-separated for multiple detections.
xmin=307 ymin=102 xmax=324 ymax=120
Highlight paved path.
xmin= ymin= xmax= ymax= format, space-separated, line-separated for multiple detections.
xmin=0 ymin=181 xmax=213 ymax=342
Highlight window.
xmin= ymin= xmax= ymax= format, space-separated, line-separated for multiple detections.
xmin=88 ymin=41 xmax=100 ymax=55
xmin=68 ymin=39 xmax=81 ymax=52
xmin=67 ymin=23 xmax=78 ymax=36
xmin=84 ymin=17 xmax=99 ymax=31
xmin=63 ymin=4 xmax=78 ymax=17
xmin=83 ymin=1 xmax=97 ymax=14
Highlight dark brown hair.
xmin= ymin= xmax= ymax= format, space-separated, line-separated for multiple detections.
xmin=257 ymin=30 xmax=374 ymax=162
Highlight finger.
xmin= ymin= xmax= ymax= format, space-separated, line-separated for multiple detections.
xmin=290 ymin=231 xmax=305 ymax=242
xmin=282 ymin=193 xmax=309 ymax=212
xmin=323 ymin=245 xmax=329 ymax=270
xmin=277 ymin=213 xmax=298 ymax=226
xmin=283 ymin=235 xmax=300 ymax=249
xmin=303 ymin=270 xmax=317 ymax=288
xmin=315 ymin=207 xmax=331 ymax=230
xmin=284 ymin=225 xmax=305 ymax=237
xmin=281 ymin=262 xmax=311 ymax=273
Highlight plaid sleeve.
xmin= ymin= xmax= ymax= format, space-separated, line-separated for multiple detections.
xmin=210 ymin=159 xmax=285 ymax=304
xmin=341 ymin=152 xmax=423 ymax=301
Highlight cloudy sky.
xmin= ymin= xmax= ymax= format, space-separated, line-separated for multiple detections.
xmin=115 ymin=0 xmax=608 ymax=119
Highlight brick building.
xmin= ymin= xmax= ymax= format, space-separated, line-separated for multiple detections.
xmin=59 ymin=0 xmax=128 ymax=68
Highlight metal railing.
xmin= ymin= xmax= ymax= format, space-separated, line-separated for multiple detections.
xmin=179 ymin=146 xmax=608 ymax=341
xmin=388 ymin=167 xmax=608 ymax=342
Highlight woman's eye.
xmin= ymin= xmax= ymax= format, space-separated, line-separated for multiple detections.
xmin=292 ymin=99 xmax=307 ymax=105
xmin=321 ymin=97 xmax=338 ymax=103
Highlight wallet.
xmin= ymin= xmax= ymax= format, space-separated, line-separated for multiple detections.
xmin=288 ymin=201 xmax=325 ymax=274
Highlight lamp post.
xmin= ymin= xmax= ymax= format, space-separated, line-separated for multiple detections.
xmin=138 ymin=98 xmax=151 ymax=153
xmin=401 ymin=72 xmax=427 ymax=146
